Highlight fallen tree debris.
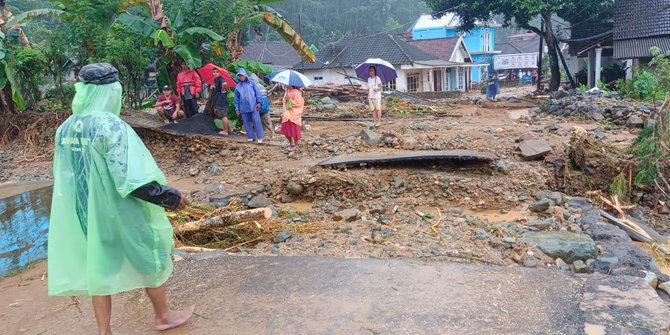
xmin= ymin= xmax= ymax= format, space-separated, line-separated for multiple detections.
xmin=316 ymin=150 xmax=498 ymax=169
xmin=176 ymin=207 xmax=272 ymax=233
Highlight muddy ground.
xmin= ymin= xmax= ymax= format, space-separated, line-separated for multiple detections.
xmin=4 ymin=86 xmax=665 ymax=269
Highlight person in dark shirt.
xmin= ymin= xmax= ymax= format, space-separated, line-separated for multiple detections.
xmin=156 ymin=86 xmax=184 ymax=124
xmin=212 ymin=68 xmax=232 ymax=136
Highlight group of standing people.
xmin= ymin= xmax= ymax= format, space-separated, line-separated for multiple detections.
xmin=156 ymin=63 xmax=305 ymax=151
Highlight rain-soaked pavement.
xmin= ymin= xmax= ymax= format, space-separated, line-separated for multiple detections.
xmin=2 ymin=255 xmax=670 ymax=334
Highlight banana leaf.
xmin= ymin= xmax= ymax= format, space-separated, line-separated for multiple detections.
xmin=180 ymin=27 xmax=224 ymax=41
xmin=154 ymin=29 xmax=175 ymax=48
xmin=117 ymin=12 xmax=161 ymax=37
xmin=5 ymin=9 xmax=64 ymax=29
xmin=173 ymin=44 xmax=202 ymax=69
xmin=227 ymin=60 xmax=273 ymax=75
xmin=2 ymin=62 xmax=26 ymax=111
xmin=262 ymin=12 xmax=316 ymax=63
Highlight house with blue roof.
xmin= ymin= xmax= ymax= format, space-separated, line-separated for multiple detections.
xmin=411 ymin=14 xmax=501 ymax=83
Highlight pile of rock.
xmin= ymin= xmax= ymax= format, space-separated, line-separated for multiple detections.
xmin=537 ymin=89 xmax=657 ymax=127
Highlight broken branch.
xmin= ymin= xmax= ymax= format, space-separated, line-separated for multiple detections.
xmin=176 ymin=207 xmax=272 ymax=233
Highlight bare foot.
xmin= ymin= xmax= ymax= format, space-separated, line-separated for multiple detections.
xmin=155 ymin=306 xmax=195 ymax=331
xmin=218 ymin=131 xmax=229 ymax=136
xmin=163 ymin=119 xmax=170 ymax=124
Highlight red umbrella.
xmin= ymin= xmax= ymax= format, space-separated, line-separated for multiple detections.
xmin=197 ymin=63 xmax=236 ymax=89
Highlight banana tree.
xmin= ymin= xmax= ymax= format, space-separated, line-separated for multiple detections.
xmin=225 ymin=1 xmax=315 ymax=63
xmin=118 ymin=2 xmax=224 ymax=87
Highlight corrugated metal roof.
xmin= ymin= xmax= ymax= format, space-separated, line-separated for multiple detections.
xmin=614 ymin=37 xmax=670 ymax=59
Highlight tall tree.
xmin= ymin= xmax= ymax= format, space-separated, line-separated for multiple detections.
xmin=423 ymin=0 xmax=614 ymax=91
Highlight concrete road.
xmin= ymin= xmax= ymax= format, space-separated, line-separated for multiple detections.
xmin=2 ymin=255 xmax=669 ymax=335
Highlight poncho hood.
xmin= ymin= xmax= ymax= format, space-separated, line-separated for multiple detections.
xmin=71 ymin=81 xmax=123 ymax=117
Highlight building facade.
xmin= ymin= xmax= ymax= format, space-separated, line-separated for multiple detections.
xmin=411 ymin=14 xmax=500 ymax=83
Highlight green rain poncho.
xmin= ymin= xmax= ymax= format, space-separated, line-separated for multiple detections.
xmin=48 ymin=80 xmax=173 ymax=296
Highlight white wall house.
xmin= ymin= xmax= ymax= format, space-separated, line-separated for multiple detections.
xmin=300 ymin=34 xmax=479 ymax=93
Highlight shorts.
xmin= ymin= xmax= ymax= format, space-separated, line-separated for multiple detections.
xmin=163 ymin=108 xmax=175 ymax=120
xmin=215 ymin=107 xmax=228 ymax=118
xmin=368 ymin=98 xmax=382 ymax=111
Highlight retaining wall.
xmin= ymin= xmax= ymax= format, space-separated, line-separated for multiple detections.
xmin=0 ymin=182 xmax=53 ymax=276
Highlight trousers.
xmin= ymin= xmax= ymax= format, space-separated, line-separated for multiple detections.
xmin=240 ymin=112 xmax=265 ymax=140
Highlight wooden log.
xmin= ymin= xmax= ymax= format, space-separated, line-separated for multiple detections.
xmin=176 ymin=207 xmax=272 ymax=233
xmin=177 ymin=246 xmax=217 ymax=253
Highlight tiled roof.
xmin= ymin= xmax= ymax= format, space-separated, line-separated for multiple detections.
xmin=407 ymin=37 xmax=461 ymax=61
xmin=614 ymin=0 xmax=670 ymax=41
xmin=241 ymin=42 xmax=302 ymax=69
xmin=299 ymin=34 xmax=437 ymax=70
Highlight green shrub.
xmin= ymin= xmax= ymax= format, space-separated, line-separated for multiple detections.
xmin=45 ymin=83 xmax=76 ymax=102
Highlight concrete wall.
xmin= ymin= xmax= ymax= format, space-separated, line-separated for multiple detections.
xmin=0 ymin=182 xmax=53 ymax=276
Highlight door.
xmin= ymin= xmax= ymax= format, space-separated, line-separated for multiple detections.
xmin=433 ymin=70 xmax=443 ymax=92
xmin=458 ymin=68 xmax=465 ymax=91
xmin=407 ymin=73 xmax=420 ymax=93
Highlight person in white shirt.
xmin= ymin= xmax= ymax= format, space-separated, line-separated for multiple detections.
xmin=367 ymin=66 xmax=383 ymax=129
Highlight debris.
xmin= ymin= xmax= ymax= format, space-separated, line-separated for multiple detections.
xmin=360 ymin=129 xmax=381 ymax=146
xmin=315 ymin=150 xmax=498 ymax=169
xmin=248 ymin=194 xmax=272 ymax=209
xmin=175 ymin=208 xmax=273 ymax=232
xmin=178 ymin=246 xmax=217 ymax=253
xmin=521 ymin=231 xmax=598 ymax=263
xmin=626 ymin=115 xmax=644 ymax=127
xmin=332 ymin=209 xmax=361 ymax=222
xmin=516 ymin=139 xmax=552 ymax=161
xmin=529 ymin=199 xmax=552 ymax=213
xmin=273 ymin=231 xmax=293 ymax=244
xmin=573 ymin=260 xmax=588 ymax=273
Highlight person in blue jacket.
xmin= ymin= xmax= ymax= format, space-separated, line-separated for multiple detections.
xmin=234 ymin=68 xmax=265 ymax=144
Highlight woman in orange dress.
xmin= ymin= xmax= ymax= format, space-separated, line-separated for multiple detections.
xmin=280 ymin=86 xmax=305 ymax=151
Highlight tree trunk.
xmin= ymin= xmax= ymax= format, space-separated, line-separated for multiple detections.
xmin=542 ymin=12 xmax=561 ymax=91
xmin=1 ymin=85 xmax=17 ymax=114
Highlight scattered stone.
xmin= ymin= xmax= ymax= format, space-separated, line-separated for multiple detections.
xmin=523 ymin=255 xmax=539 ymax=267
xmin=360 ymin=129 xmax=381 ymax=146
xmin=644 ymin=119 xmax=656 ymax=129
xmin=590 ymin=256 xmax=619 ymax=273
xmin=280 ymin=194 xmax=296 ymax=203
xmin=545 ymin=123 xmax=561 ymax=132
xmin=286 ymin=182 xmax=305 ymax=196
xmin=481 ymin=127 xmax=493 ymax=133
xmin=248 ymin=194 xmax=272 ymax=208
xmin=517 ymin=139 xmax=552 ymax=161
xmin=555 ymin=258 xmax=567 ymax=268
xmin=392 ymin=176 xmax=404 ymax=189
xmin=529 ymin=199 xmax=552 ymax=213
xmin=271 ymin=246 xmax=280 ymax=254
xmin=333 ymin=209 xmax=361 ymax=222
xmin=643 ymin=271 xmax=659 ymax=289
xmin=189 ymin=167 xmax=200 ymax=176
xmin=594 ymin=131 xmax=606 ymax=140
xmin=378 ymin=215 xmax=392 ymax=225
xmin=573 ymin=260 xmax=588 ymax=273
xmin=547 ymin=192 xmax=564 ymax=206
xmin=400 ymin=137 xmax=418 ymax=150
xmin=659 ymin=281 xmax=670 ymax=295
xmin=586 ymin=259 xmax=596 ymax=267
xmin=273 ymin=231 xmax=293 ymax=243
xmin=494 ymin=160 xmax=511 ymax=174
xmin=626 ymin=115 xmax=644 ymax=127
xmin=521 ymin=231 xmax=598 ymax=262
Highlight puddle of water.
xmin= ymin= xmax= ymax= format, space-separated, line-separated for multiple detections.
xmin=635 ymin=242 xmax=670 ymax=277
xmin=462 ymin=209 xmax=529 ymax=222
xmin=286 ymin=202 xmax=314 ymax=212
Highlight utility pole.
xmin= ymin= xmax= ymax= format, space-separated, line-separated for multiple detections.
xmin=299 ymin=4 xmax=304 ymax=74
xmin=536 ymin=21 xmax=544 ymax=92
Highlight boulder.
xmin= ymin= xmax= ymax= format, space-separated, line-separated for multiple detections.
xmin=286 ymin=182 xmax=305 ymax=196
xmin=626 ymin=115 xmax=644 ymax=127
xmin=644 ymin=119 xmax=656 ymax=129
xmin=517 ymin=139 xmax=552 ymax=161
xmin=248 ymin=194 xmax=272 ymax=208
xmin=521 ymin=231 xmax=598 ymax=263
xmin=529 ymin=198 xmax=552 ymax=213
xmin=360 ymin=129 xmax=381 ymax=146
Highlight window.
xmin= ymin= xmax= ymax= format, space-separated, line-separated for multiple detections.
xmin=384 ymin=78 xmax=397 ymax=91
xmin=483 ymin=31 xmax=491 ymax=52
xmin=313 ymin=76 xmax=324 ymax=84
xmin=407 ymin=73 xmax=420 ymax=93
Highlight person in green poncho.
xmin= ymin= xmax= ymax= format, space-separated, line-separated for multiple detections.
xmin=48 ymin=63 xmax=194 ymax=334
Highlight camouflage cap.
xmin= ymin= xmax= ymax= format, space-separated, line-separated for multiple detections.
xmin=79 ymin=63 xmax=120 ymax=85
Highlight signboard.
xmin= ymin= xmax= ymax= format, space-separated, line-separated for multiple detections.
xmin=494 ymin=53 xmax=539 ymax=70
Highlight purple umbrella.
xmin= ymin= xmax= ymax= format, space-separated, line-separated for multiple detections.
xmin=355 ymin=58 xmax=397 ymax=84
